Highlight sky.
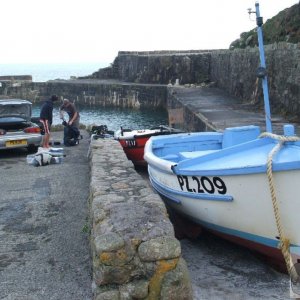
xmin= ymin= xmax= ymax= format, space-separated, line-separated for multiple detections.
xmin=0 ymin=0 xmax=298 ymax=66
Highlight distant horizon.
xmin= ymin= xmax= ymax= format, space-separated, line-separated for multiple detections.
xmin=0 ymin=61 xmax=111 ymax=66
xmin=0 ymin=62 xmax=108 ymax=82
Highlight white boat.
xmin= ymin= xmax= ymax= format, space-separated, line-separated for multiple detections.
xmin=144 ymin=2 xmax=300 ymax=280
xmin=145 ymin=125 xmax=300 ymax=265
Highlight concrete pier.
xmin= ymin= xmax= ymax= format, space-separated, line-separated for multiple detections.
xmin=167 ymin=85 xmax=299 ymax=134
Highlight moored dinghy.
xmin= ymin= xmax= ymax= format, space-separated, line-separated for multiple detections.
xmin=144 ymin=2 xmax=300 ymax=280
xmin=115 ymin=125 xmax=183 ymax=167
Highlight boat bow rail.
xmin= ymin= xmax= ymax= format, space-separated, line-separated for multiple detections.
xmin=172 ymin=135 xmax=300 ymax=176
xmin=144 ymin=137 xmax=176 ymax=173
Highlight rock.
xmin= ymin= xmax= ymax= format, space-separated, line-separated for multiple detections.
xmin=138 ymin=236 xmax=181 ymax=262
xmin=160 ymin=258 xmax=193 ymax=300
xmin=94 ymin=232 xmax=124 ymax=254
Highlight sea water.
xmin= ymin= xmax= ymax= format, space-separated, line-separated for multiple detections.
xmin=32 ymin=105 xmax=168 ymax=131
xmin=1 ymin=62 xmax=169 ymax=129
xmin=0 ymin=62 xmax=107 ymax=82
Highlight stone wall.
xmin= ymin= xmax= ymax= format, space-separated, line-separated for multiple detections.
xmin=3 ymin=81 xmax=168 ymax=109
xmin=91 ymin=50 xmax=215 ymax=85
xmin=210 ymin=43 xmax=300 ymax=116
xmin=89 ymin=43 xmax=300 ymax=117
xmin=0 ymin=75 xmax=33 ymax=97
xmin=89 ymin=138 xmax=193 ymax=300
xmin=167 ymin=88 xmax=216 ymax=132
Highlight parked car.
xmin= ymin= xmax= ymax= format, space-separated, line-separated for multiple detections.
xmin=0 ymin=99 xmax=42 ymax=152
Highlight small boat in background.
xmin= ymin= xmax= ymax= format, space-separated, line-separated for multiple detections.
xmin=114 ymin=125 xmax=183 ymax=167
xmin=144 ymin=2 xmax=300 ymax=280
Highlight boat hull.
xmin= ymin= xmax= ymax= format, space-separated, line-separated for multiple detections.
xmin=118 ymin=136 xmax=149 ymax=166
xmin=115 ymin=126 xmax=184 ymax=167
xmin=148 ymin=165 xmax=300 ymax=264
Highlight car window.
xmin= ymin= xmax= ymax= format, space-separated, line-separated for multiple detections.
xmin=0 ymin=116 xmax=28 ymax=124
xmin=0 ymin=104 xmax=31 ymax=119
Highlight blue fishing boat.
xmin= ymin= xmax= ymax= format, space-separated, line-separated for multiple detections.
xmin=144 ymin=2 xmax=300 ymax=280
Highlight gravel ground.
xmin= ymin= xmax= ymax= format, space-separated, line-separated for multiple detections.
xmin=181 ymin=234 xmax=290 ymax=300
xmin=0 ymin=131 xmax=92 ymax=300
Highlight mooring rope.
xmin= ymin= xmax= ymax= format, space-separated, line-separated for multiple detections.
xmin=259 ymin=132 xmax=300 ymax=282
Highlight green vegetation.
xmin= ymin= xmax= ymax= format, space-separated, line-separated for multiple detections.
xmin=230 ymin=3 xmax=300 ymax=50
xmin=82 ymin=223 xmax=90 ymax=234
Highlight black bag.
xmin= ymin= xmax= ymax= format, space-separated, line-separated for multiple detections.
xmin=64 ymin=125 xmax=80 ymax=146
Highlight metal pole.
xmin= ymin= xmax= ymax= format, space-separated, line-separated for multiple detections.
xmin=255 ymin=2 xmax=272 ymax=133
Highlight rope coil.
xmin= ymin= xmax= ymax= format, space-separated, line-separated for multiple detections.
xmin=260 ymin=132 xmax=300 ymax=282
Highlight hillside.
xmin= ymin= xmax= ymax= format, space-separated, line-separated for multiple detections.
xmin=230 ymin=3 xmax=300 ymax=49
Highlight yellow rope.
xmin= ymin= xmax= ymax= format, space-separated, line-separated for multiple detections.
xmin=260 ymin=132 xmax=300 ymax=282
xmin=260 ymin=131 xmax=300 ymax=142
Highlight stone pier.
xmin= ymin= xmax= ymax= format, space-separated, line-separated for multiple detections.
xmin=89 ymin=138 xmax=193 ymax=300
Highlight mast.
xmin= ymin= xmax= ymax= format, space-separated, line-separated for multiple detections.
xmin=255 ymin=2 xmax=273 ymax=133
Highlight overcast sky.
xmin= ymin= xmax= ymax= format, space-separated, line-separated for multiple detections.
xmin=0 ymin=0 xmax=298 ymax=65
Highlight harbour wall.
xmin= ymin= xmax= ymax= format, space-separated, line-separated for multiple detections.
xmin=89 ymin=43 xmax=300 ymax=117
xmin=167 ymin=87 xmax=216 ymax=132
xmin=1 ymin=43 xmax=299 ymax=121
xmin=88 ymin=50 xmax=213 ymax=85
xmin=210 ymin=43 xmax=300 ymax=117
xmin=1 ymin=81 xmax=167 ymax=109
xmin=89 ymin=138 xmax=193 ymax=299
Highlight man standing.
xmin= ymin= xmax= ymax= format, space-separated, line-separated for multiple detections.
xmin=59 ymin=99 xmax=80 ymax=146
xmin=59 ymin=99 xmax=80 ymax=128
xmin=39 ymin=95 xmax=59 ymax=149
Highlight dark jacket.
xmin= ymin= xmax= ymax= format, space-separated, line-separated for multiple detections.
xmin=40 ymin=100 xmax=54 ymax=125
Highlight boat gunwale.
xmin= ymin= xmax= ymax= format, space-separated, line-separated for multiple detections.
xmin=146 ymin=133 xmax=300 ymax=176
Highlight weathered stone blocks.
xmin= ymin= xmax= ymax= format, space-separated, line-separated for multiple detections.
xmin=138 ymin=237 xmax=181 ymax=262
xmin=89 ymin=139 xmax=193 ymax=299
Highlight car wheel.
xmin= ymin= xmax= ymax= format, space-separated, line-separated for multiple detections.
xmin=27 ymin=145 xmax=38 ymax=153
